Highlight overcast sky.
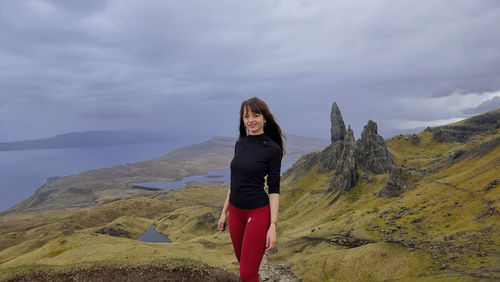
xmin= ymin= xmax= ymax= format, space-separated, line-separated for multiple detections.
xmin=1 ymin=0 xmax=499 ymax=142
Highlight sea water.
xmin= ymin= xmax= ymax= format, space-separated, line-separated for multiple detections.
xmin=0 ymin=137 xmax=203 ymax=212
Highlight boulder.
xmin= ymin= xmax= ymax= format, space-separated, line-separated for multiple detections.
xmin=410 ymin=134 xmax=421 ymax=145
xmin=378 ymin=167 xmax=414 ymax=197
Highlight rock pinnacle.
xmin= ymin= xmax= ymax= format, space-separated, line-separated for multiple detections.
xmin=331 ymin=102 xmax=347 ymax=144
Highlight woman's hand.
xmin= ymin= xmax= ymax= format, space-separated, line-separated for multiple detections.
xmin=265 ymin=224 xmax=276 ymax=251
xmin=217 ymin=214 xmax=228 ymax=233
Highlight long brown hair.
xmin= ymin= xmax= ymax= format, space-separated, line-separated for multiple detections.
xmin=238 ymin=97 xmax=286 ymax=156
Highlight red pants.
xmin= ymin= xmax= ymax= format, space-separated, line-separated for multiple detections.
xmin=228 ymin=202 xmax=270 ymax=282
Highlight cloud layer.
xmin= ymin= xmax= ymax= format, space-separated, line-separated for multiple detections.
xmin=1 ymin=0 xmax=499 ymax=141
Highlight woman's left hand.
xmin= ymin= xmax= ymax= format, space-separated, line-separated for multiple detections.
xmin=265 ymin=224 xmax=276 ymax=251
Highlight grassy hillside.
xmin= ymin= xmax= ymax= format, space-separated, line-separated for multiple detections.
xmin=268 ymin=126 xmax=499 ymax=280
xmin=0 ymin=182 xmax=242 ymax=277
xmin=0 ymin=112 xmax=498 ymax=281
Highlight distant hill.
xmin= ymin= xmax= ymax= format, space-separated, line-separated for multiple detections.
xmin=0 ymin=130 xmax=175 ymax=151
xmin=424 ymin=108 xmax=500 ymax=142
xmin=284 ymin=134 xmax=330 ymax=159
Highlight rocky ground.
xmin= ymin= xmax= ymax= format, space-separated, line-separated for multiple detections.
xmin=366 ymin=205 xmax=500 ymax=279
xmin=259 ymin=254 xmax=302 ymax=282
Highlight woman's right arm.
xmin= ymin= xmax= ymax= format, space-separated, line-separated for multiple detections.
xmin=218 ymin=186 xmax=231 ymax=232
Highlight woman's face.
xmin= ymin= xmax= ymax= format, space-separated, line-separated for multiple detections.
xmin=243 ymin=107 xmax=266 ymax=135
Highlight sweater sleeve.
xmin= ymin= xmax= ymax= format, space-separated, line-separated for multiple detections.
xmin=267 ymin=146 xmax=282 ymax=194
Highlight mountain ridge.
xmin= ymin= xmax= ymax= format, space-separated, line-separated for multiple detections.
xmin=0 ymin=130 xmax=177 ymax=151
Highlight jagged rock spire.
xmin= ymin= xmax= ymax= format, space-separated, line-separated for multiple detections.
xmin=355 ymin=120 xmax=394 ymax=174
xmin=328 ymin=126 xmax=358 ymax=192
xmin=331 ymin=102 xmax=347 ymax=144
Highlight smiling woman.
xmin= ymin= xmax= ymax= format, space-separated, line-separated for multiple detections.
xmin=217 ymin=97 xmax=286 ymax=282
xmin=243 ymin=106 xmax=266 ymax=135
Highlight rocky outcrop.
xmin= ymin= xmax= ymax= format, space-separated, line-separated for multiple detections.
xmin=484 ymin=179 xmax=500 ymax=191
xmin=355 ymin=120 xmax=394 ymax=174
xmin=425 ymin=108 xmax=500 ymax=143
xmin=330 ymin=102 xmax=347 ymax=144
xmin=95 ymin=226 xmax=131 ymax=238
xmin=283 ymin=101 xmax=347 ymax=181
xmin=283 ymin=102 xmax=400 ymax=195
xmin=378 ymin=167 xmax=414 ymax=197
xmin=410 ymin=134 xmax=421 ymax=145
xmin=194 ymin=212 xmax=217 ymax=231
xmin=319 ymin=102 xmax=359 ymax=191
xmin=259 ymin=254 xmax=302 ymax=282
xmin=328 ymin=127 xmax=358 ymax=191
xmin=447 ymin=136 xmax=500 ymax=164
xmin=300 ymin=234 xmax=373 ymax=248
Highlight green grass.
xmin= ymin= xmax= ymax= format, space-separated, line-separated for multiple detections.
xmin=0 ymin=126 xmax=499 ymax=281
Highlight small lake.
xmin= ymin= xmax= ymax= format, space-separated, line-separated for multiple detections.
xmin=132 ymin=158 xmax=298 ymax=190
xmin=133 ymin=168 xmax=230 ymax=190
xmin=136 ymin=225 xmax=171 ymax=243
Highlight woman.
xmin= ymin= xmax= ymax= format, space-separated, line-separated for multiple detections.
xmin=218 ymin=97 xmax=285 ymax=282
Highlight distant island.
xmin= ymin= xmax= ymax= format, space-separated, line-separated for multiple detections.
xmin=0 ymin=130 xmax=176 ymax=151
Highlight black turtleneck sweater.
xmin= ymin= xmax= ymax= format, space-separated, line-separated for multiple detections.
xmin=229 ymin=132 xmax=282 ymax=209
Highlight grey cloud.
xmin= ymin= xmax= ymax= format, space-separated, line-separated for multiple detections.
xmin=0 ymin=0 xmax=499 ymax=141
xmin=75 ymin=106 xmax=144 ymax=122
